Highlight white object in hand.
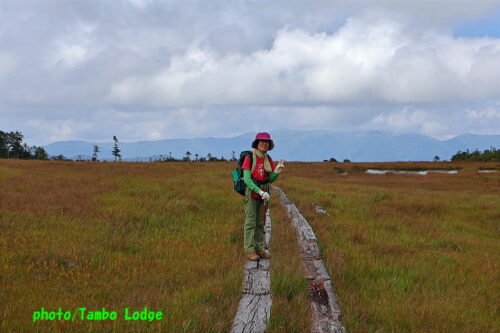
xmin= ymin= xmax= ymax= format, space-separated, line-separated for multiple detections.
xmin=274 ymin=160 xmax=285 ymax=173
xmin=259 ymin=190 xmax=270 ymax=201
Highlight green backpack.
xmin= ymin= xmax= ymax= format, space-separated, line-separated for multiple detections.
xmin=232 ymin=151 xmax=253 ymax=196
xmin=232 ymin=151 xmax=270 ymax=196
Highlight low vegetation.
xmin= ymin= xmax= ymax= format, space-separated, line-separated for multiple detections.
xmin=278 ymin=161 xmax=499 ymax=332
xmin=267 ymin=194 xmax=311 ymax=332
xmin=0 ymin=160 xmax=245 ymax=331
xmin=1 ymin=159 xmax=497 ymax=331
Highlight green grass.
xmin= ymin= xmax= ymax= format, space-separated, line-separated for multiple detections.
xmin=0 ymin=160 xmax=246 ymax=332
xmin=1 ymin=159 xmax=497 ymax=332
xmin=278 ymin=163 xmax=499 ymax=332
xmin=267 ymin=196 xmax=312 ymax=332
xmin=0 ymin=165 xmax=23 ymax=181
xmin=478 ymin=166 xmax=500 ymax=170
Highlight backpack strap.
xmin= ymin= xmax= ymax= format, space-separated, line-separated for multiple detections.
xmin=238 ymin=150 xmax=252 ymax=167
xmin=238 ymin=150 xmax=269 ymax=186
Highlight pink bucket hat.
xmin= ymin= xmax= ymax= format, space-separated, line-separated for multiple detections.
xmin=252 ymin=132 xmax=274 ymax=150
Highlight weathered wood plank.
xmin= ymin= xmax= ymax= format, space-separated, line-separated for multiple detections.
xmin=232 ymin=294 xmax=272 ymax=333
xmin=231 ymin=207 xmax=272 ymax=333
xmin=302 ymin=259 xmax=331 ymax=281
xmin=242 ymin=265 xmax=270 ymax=295
xmin=274 ymin=186 xmax=346 ymax=333
xmin=309 ymin=280 xmax=344 ymax=333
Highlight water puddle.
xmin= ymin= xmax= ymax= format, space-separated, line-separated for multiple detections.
xmin=366 ymin=169 xmax=427 ymax=175
xmin=366 ymin=169 xmax=459 ymax=175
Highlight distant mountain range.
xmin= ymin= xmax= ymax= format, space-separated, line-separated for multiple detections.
xmin=43 ymin=129 xmax=500 ymax=162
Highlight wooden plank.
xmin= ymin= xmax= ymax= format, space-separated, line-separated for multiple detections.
xmin=242 ymin=263 xmax=270 ymax=295
xmin=309 ymin=280 xmax=344 ymax=333
xmin=232 ymin=294 xmax=272 ymax=333
xmin=302 ymin=259 xmax=331 ymax=281
xmin=231 ymin=207 xmax=272 ymax=333
xmin=274 ymin=186 xmax=346 ymax=333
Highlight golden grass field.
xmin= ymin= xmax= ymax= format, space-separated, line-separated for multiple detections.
xmin=279 ymin=161 xmax=499 ymax=332
xmin=0 ymin=159 xmax=498 ymax=332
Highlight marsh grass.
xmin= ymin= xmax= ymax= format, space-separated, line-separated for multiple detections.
xmin=278 ymin=161 xmax=499 ymax=332
xmin=329 ymin=161 xmax=497 ymax=175
xmin=1 ymin=159 xmax=498 ymax=332
xmin=0 ymin=160 xmax=245 ymax=332
xmin=267 ymin=194 xmax=311 ymax=332
xmin=478 ymin=166 xmax=500 ymax=170
xmin=0 ymin=165 xmax=23 ymax=181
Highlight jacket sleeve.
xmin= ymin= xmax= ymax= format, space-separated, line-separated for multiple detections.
xmin=268 ymin=172 xmax=279 ymax=183
xmin=243 ymin=169 xmax=262 ymax=193
xmin=267 ymin=155 xmax=279 ymax=183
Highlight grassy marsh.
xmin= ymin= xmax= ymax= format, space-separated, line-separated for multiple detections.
xmin=1 ymin=159 xmax=498 ymax=332
xmin=1 ymin=160 xmax=245 ymax=332
xmin=278 ymin=161 xmax=499 ymax=332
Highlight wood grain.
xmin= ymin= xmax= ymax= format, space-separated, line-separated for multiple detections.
xmin=232 ymin=208 xmax=272 ymax=333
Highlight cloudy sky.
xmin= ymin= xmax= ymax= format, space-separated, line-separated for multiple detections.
xmin=1 ymin=0 xmax=500 ymax=145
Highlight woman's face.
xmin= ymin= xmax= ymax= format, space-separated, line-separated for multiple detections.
xmin=257 ymin=140 xmax=270 ymax=153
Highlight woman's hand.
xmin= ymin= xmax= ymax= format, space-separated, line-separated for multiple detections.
xmin=258 ymin=190 xmax=270 ymax=201
xmin=274 ymin=160 xmax=285 ymax=173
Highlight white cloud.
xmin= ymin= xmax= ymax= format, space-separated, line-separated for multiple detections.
xmin=2 ymin=0 xmax=500 ymax=144
xmin=364 ymin=103 xmax=500 ymax=139
xmin=0 ymin=53 xmax=18 ymax=77
xmin=355 ymin=0 xmax=500 ymax=25
xmin=466 ymin=107 xmax=500 ymax=120
xmin=125 ymin=0 xmax=152 ymax=9
xmin=26 ymin=119 xmax=92 ymax=143
xmin=369 ymin=107 xmax=449 ymax=137
xmin=46 ymin=22 xmax=98 ymax=68
xmin=108 ymin=15 xmax=500 ymax=108
xmin=52 ymin=43 xmax=89 ymax=67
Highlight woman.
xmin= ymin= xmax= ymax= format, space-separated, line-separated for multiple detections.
xmin=242 ymin=132 xmax=285 ymax=261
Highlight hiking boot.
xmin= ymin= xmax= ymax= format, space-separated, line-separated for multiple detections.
xmin=256 ymin=250 xmax=271 ymax=259
xmin=245 ymin=252 xmax=260 ymax=261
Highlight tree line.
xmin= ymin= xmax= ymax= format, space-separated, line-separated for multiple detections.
xmin=0 ymin=131 xmax=48 ymax=159
xmin=0 ymin=131 xmax=237 ymax=162
xmin=152 ymin=151 xmax=237 ymax=162
xmin=451 ymin=147 xmax=499 ymax=162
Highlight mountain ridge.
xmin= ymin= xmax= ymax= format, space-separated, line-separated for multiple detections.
xmin=43 ymin=130 xmax=500 ymax=162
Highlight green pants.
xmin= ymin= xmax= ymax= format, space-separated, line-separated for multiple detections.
xmin=243 ymin=185 xmax=269 ymax=253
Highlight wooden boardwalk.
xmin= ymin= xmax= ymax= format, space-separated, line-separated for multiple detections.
xmin=274 ymin=186 xmax=346 ymax=333
xmin=232 ymin=187 xmax=345 ymax=332
xmin=231 ymin=209 xmax=272 ymax=333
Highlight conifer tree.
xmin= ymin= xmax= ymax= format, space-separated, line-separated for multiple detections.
xmin=92 ymin=145 xmax=100 ymax=161
xmin=112 ymin=136 xmax=121 ymax=162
